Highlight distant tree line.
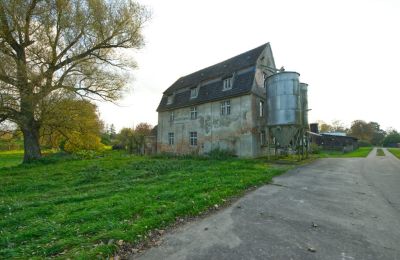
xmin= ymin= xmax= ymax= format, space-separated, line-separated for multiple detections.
xmin=100 ymin=122 xmax=154 ymax=155
xmin=316 ymin=120 xmax=400 ymax=147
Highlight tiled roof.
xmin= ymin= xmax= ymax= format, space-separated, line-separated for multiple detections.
xmin=157 ymin=43 xmax=268 ymax=112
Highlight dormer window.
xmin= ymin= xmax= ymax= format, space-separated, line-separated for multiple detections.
xmin=190 ymin=87 xmax=198 ymax=99
xmin=223 ymin=77 xmax=233 ymax=91
xmin=167 ymin=95 xmax=173 ymax=105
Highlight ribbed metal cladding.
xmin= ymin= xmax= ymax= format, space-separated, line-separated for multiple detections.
xmin=300 ymin=82 xmax=309 ymax=128
xmin=266 ymin=71 xmax=302 ymax=126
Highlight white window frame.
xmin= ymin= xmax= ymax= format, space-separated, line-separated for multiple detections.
xmin=190 ymin=88 xmax=198 ymax=99
xmin=190 ymin=106 xmax=197 ymax=120
xmin=220 ymin=100 xmax=231 ymax=115
xmin=223 ymin=77 xmax=233 ymax=90
xmin=168 ymin=132 xmax=174 ymax=145
xmin=189 ymin=131 xmax=198 ymax=146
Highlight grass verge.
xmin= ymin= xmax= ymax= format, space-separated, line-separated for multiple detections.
xmin=0 ymin=151 xmax=289 ymax=259
xmin=376 ymin=148 xmax=385 ymax=156
xmin=388 ymin=148 xmax=400 ymax=159
xmin=315 ymin=147 xmax=373 ymax=158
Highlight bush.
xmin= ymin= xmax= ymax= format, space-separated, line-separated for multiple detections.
xmin=310 ymin=143 xmax=321 ymax=154
xmin=112 ymin=143 xmax=125 ymax=150
xmin=73 ymin=150 xmax=103 ymax=160
xmin=63 ymin=133 xmax=105 ymax=153
xmin=207 ymin=148 xmax=235 ymax=160
xmin=358 ymin=140 xmax=372 ymax=147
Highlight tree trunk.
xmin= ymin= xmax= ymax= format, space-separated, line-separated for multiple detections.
xmin=21 ymin=119 xmax=42 ymax=163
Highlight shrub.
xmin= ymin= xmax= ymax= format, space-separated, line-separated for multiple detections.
xmin=310 ymin=143 xmax=321 ymax=154
xmin=73 ymin=150 xmax=102 ymax=160
xmin=358 ymin=140 xmax=372 ymax=147
xmin=207 ymin=148 xmax=235 ymax=160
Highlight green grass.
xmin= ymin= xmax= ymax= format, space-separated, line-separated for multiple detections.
xmin=315 ymin=147 xmax=373 ymax=158
xmin=376 ymin=148 xmax=385 ymax=156
xmin=0 ymin=151 xmax=289 ymax=259
xmin=0 ymin=150 xmax=24 ymax=168
xmin=388 ymin=148 xmax=400 ymax=159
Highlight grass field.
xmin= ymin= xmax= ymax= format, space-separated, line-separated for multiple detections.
xmin=376 ymin=148 xmax=385 ymax=156
xmin=315 ymin=147 xmax=373 ymax=158
xmin=0 ymin=150 xmax=23 ymax=168
xmin=388 ymin=148 xmax=400 ymax=159
xmin=0 ymin=151 xmax=289 ymax=259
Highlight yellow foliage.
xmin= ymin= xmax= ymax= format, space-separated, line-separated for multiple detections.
xmin=40 ymin=98 xmax=105 ymax=153
xmin=63 ymin=132 xmax=104 ymax=153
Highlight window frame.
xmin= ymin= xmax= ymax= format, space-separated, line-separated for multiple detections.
xmin=167 ymin=95 xmax=173 ymax=104
xmin=259 ymin=100 xmax=264 ymax=117
xmin=168 ymin=132 xmax=174 ymax=145
xmin=189 ymin=131 xmax=198 ymax=146
xmin=190 ymin=106 xmax=197 ymax=120
xmin=220 ymin=100 xmax=231 ymax=115
xmin=190 ymin=88 xmax=198 ymax=99
xmin=222 ymin=77 xmax=233 ymax=91
xmin=260 ymin=130 xmax=266 ymax=146
xmin=169 ymin=111 xmax=174 ymax=122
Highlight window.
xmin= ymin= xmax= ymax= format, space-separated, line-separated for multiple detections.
xmin=263 ymin=73 xmax=268 ymax=89
xmin=167 ymin=95 xmax=173 ymax=104
xmin=190 ymin=106 xmax=197 ymax=120
xmin=168 ymin=133 xmax=174 ymax=145
xmin=170 ymin=111 xmax=174 ymax=122
xmin=190 ymin=131 xmax=197 ymax=146
xmin=223 ymin=77 xmax=233 ymax=90
xmin=220 ymin=100 xmax=231 ymax=115
xmin=259 ymin=100 xmax=264 ymax=117
xmin=190 ymin=88 xmax=198 ymax=99
xmin=260 ymin=130 xmax=266 ymax=146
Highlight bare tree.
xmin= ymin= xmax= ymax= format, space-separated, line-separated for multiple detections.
xmin=0 ymin=0 xmax=149 ymax=162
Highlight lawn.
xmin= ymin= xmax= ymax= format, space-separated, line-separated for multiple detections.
xmin=388 ymin=148 xmax=400 ymax=159
xmin=0 ymin=151 xmax=289 ymax=259
xmin=316 ymin=147 xmax=373 ymax=158
xmin=0 ymin=150 xmax=23 ymax=168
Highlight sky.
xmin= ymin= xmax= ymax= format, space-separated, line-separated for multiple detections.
xmin=98 ymin=0 xmax=400 ymax=132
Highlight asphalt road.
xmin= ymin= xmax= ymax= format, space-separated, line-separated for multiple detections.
xmin=135 ymin=148 xmax=400 ymax=260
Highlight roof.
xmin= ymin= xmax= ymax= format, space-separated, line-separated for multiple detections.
xmin=157 ymin=43 xmax=269 ymax=112
xmin=320 ymin=133 xmax=358 ymax=141
xmin=321 ymin=132 xmax=347 ymax=136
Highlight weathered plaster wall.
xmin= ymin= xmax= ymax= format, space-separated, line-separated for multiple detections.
xmin=157 ymin=94 xmax=265 ymax=157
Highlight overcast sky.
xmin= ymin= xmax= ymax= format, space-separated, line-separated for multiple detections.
xmin=98 ymin=0 xmax=400 ymax=132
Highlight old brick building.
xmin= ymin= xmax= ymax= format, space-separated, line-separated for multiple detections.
xmin=156 ymin=43 xmax=276 ymax=157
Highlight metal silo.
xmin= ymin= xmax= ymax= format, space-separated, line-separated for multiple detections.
xmin=300 ymin=82 xmax=309 ymax=129
xmin=266 ymin=71 xmax=302 ymax=148
xmin=266 ymin=72 xmax=302 ymax=126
